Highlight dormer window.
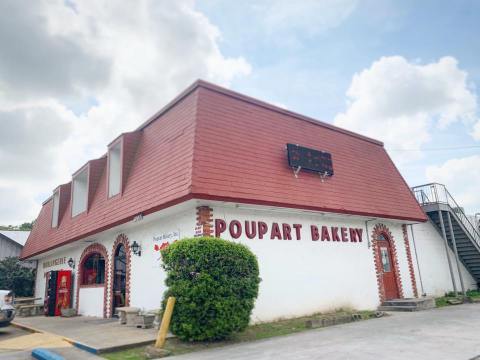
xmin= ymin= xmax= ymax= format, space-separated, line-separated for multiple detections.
xmin=51 ymin=189 xmax=60 ymax=228
xmin=108 ymin=141 xmax=122 ymax=197
xmin=72 ymin=167 xmax=89 ymax=217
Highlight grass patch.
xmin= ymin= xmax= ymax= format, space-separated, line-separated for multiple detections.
xmin=435 ymin=296 xmax=452 ymax=307
xmin=434 ymin=290 xmax=477 ymax=307
xmin=466 ymin=290 xmax=480 ymax=298
xmin=102 ymin=309 xmax=376 ymax=360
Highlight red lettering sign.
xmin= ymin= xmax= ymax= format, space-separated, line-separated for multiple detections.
xmin=214 ymin=219 xmax=363 ymax=244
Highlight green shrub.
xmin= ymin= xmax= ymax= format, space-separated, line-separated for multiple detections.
xmin=161 ymin=237 xmax=260 ymax=341
xmin=0 ymin=257 xmax=35 ymax=297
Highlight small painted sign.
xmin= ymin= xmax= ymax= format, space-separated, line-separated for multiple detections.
xmin=194 ymin=225 xmax=204 ymax=237
xmin=152 ymin=231 xmax=180 ymax=267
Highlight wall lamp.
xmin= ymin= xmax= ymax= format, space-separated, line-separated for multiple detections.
xmin=67 ymin=257 xmax=75 ymax=269
xmin=131 ymin=241 xmax=142 ymax=256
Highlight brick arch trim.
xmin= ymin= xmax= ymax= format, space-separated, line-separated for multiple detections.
xmin=402 ymin=224 xmax=419 ymax=298
xmin=109 ymin=233 xmax=132 ymax=317
xmin=371 ymin=224 xmax=404 ymax=302
xmin=76 ymin=243 xmax=109 ymax=318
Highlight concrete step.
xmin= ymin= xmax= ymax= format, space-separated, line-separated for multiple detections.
xmin=377 ymin=305 xmax=419 ymax=312
xmin=379 ymin=297 xmax=436 ymax=312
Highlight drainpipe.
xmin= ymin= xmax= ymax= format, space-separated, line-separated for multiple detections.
xmin=446 ymin=211 xmax=466 ymax=296
xmin=409 ymin=224 xmax=425 ymax=296
xmin=438 ymin=210 xmax=458 ymax=295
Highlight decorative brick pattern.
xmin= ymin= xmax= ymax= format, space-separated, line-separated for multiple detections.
xmin=402 ymin=224 xmax=419 ymax=298
xmin=76 ymin=243 xmax=109 ymax=318
xmin=108 ymin=234 xmax=132 ymax=317
xmin=196 ymin=206 xmax=213 ymax=236
xmin=371 ymin=224 xmax=404 ymax=302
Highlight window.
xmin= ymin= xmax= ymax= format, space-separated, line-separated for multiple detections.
xmin=81 ymin=253 xmax=105 ymax=285
xmin=72 ymin=167 xmax=88 ymax=216
xmin=108 ymin=141 xmax=122 ymax=197
xmin=51 ymin=190 xmax=60 ymax=228
xmin=380 ymin=247 xmax=391 ymax=272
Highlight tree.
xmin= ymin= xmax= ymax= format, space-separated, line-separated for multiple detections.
xmin=0 ymin=220 xmax=34 ymax=231
xmin=18 ymin=221 xmax=34 ymax=231
xmin=0 ymin=257 xmax=35 ymax=297
xmin=161 ymin=237 xmax=260 ymax=341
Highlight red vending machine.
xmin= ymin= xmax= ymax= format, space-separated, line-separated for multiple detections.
xmin=44 ymin=270 xmax=72 ymax=316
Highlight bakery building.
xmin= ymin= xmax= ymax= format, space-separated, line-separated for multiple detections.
xmin=21 ymin=80 xmax=479 ymax=321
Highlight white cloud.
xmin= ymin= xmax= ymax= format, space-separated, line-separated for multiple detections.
xmin=0 ymin=187 xmax=41 ymax=226
xmin=0 ymin=0 xmax=251 ymax=224
xmin=257 ymin=0 xmax=358 ymax=37
xmin=425 ymin=155 xmax=480 ymax=215
xmin=334 ymin=56 xmax=479 ymax=164
xmin=473 ymin=120 xmax=480 ymax=140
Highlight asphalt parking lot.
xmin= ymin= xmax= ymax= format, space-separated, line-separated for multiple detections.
xmin=0 ymin=326 xmax=32 ymax=360
xmin=174 ymin=303 xmax=480 ymax=360
xmin=0 ymin=325 xmax=101 ymax=359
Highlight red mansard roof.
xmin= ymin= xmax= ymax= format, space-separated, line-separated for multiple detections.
xmin=22 ymin=80 xmax=426 ymax=259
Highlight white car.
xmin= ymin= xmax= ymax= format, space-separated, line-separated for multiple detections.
xmin=0 ymin=290 xmax=15 ymax=327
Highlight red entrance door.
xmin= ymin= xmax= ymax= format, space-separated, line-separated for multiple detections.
xmin=377 ymin=237 xmax=400 ymax=300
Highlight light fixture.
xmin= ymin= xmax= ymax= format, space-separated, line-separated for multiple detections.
xmin=133 ymin=213 xmax=144 ymax=222
xmin=67 ymin=258 xmax=75 ymax=269
xmin=132 ymin=241 xmax=142 ymax=256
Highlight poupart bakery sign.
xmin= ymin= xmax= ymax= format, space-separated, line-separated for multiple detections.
xmin=214 ymin=219 xmax=363 ymax=242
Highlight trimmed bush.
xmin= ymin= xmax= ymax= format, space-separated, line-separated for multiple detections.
xmin=161 ymin=237 xmax=260 ymax=341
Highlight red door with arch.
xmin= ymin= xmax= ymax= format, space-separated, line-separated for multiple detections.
xmin=377 ymin=233 xmax=400 ymax=300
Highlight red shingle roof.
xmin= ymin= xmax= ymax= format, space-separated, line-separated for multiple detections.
xmin=21 ymin=80 xmax=426 ymax=259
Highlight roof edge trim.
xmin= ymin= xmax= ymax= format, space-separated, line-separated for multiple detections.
xmin=192 ymin=193 xmax=428 ymax=223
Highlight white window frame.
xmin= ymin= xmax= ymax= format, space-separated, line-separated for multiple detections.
xmin=71 ymin=166 xmax=89 ymax=217
xmin=108 ymin=139 xmax=123 ymax=198
xmin=51 ymin=189 xmax=60 ymax=228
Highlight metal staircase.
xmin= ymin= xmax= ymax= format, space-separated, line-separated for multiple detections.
xmin=411 ymin=183 xmax=480 ymax=292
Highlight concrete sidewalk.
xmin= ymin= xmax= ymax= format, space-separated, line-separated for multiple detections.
xmin=13 ymin=315 xmax=157 ymax=354
xmin=173 ymin=303 xmax=480 ymax=360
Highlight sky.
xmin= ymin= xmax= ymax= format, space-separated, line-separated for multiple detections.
xmin=0 ymin=0 xmax=479 ymax=224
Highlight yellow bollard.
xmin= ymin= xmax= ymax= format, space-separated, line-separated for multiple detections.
xmin=155 ymin=296 xmax=176 ymax=348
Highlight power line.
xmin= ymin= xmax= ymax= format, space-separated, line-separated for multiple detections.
xmin=387 ymin=145 xmax=480 ymax=152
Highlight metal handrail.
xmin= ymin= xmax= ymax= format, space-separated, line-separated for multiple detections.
xmin=412 ymin=183 xmax=480 ymax=248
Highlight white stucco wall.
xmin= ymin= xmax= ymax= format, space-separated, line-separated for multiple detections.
xmin=34 ymin=203 xmax=197 ymax=316
xmin=211 ymin=205 xmax=412 ymax=322
xmin=78 ymin=287 xmax=104 ymax=317
xmin=409 ymin=221 xmax=477 ymax=296
xmin=33 ymin=200 xmax=478 ymax=322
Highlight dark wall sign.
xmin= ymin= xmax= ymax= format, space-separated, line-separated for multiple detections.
xmin=287 ymin=143 xmax=333 ymax=176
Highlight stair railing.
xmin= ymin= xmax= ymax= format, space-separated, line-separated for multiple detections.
xmin=411 ymin=183 xmax=480 ymax=248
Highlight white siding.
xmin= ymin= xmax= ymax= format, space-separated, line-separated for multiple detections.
xmin=410 ymin=221 xmax=477 ymax=296
xmin=51 ymin=190 xmax=60 ymax=228
xmin=0 ymin=237 xmax=22 ymax=260
xmin=108 ymin=142 xmax=121 ymax=197
xmin=72 ymin=168 xmax=88 ymax=217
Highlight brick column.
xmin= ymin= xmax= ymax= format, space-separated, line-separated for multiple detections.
xmin=402 ymin=224 xmax=419 ymax=298
xmin=196 ymin=206 xmax=213 ymax=236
